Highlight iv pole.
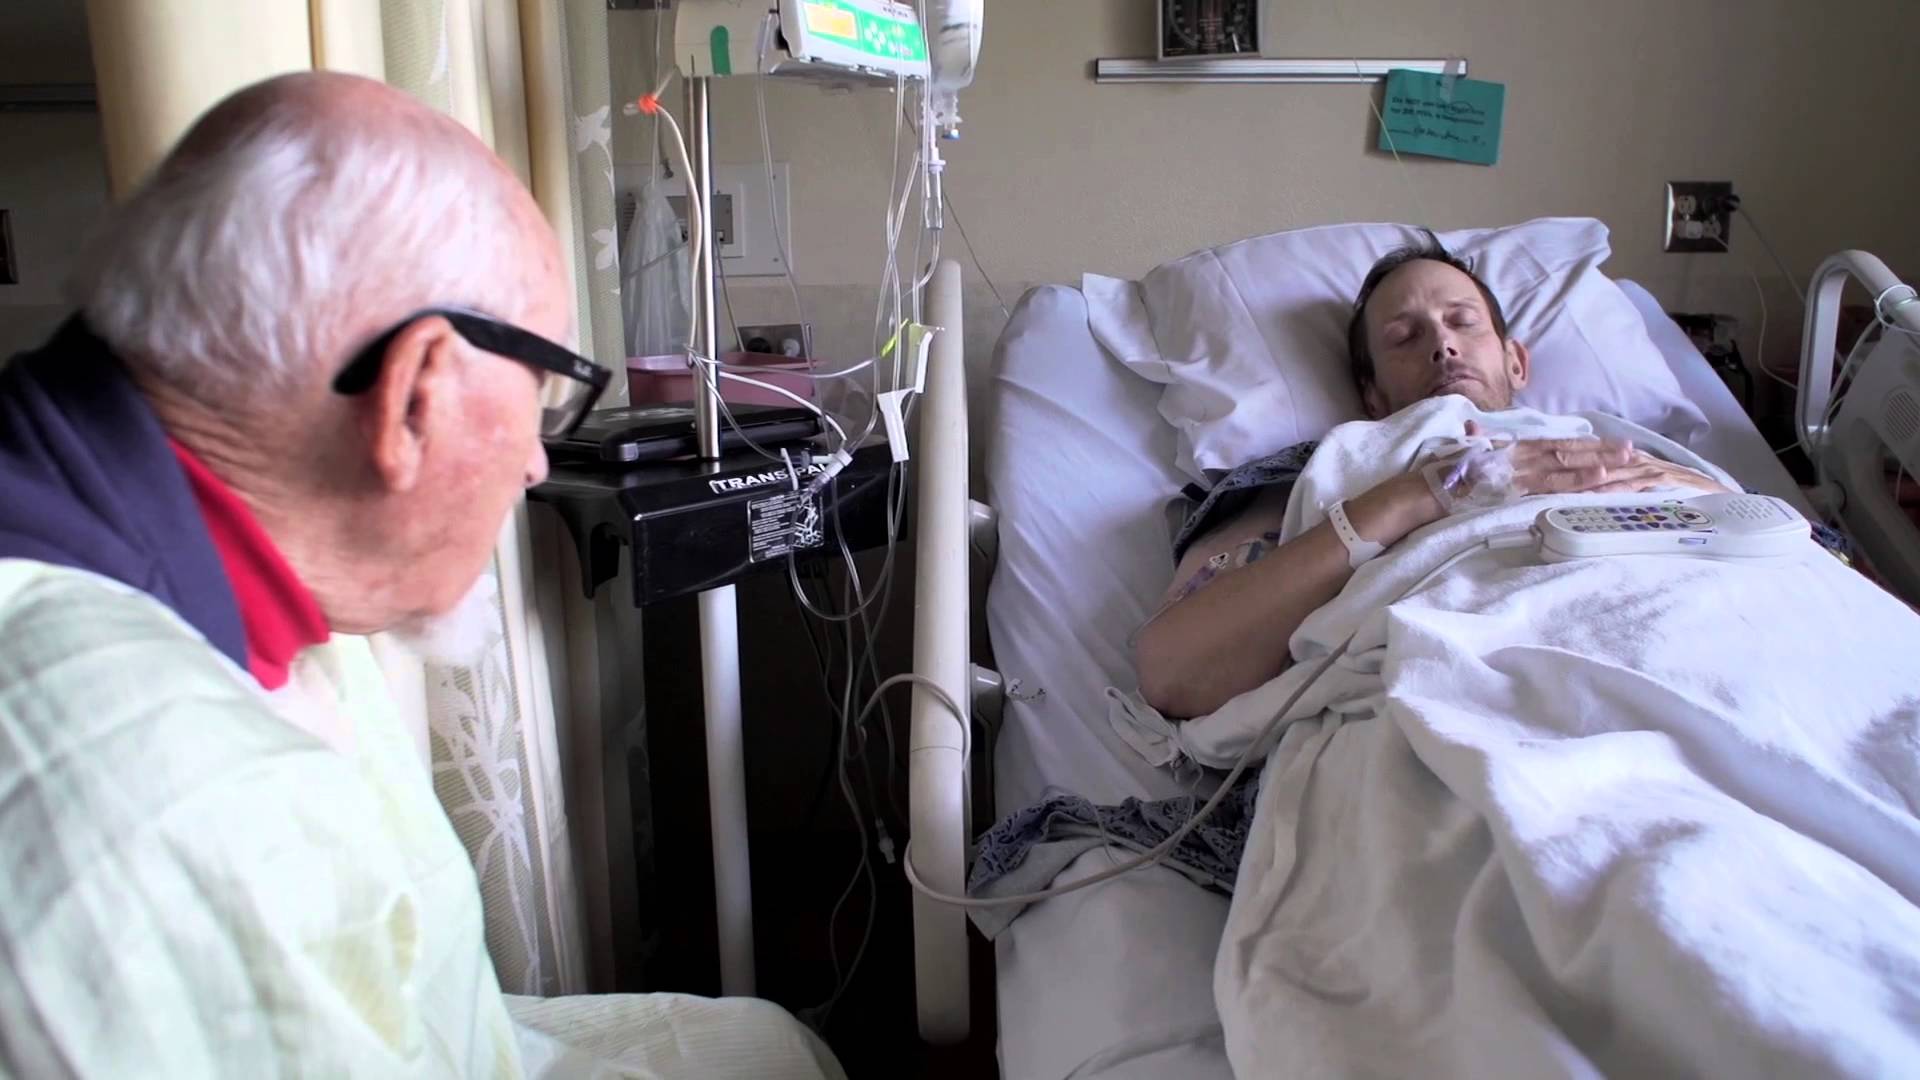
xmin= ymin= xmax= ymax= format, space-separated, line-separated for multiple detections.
xmin=685 ymin=73 xmax=755 ymax=997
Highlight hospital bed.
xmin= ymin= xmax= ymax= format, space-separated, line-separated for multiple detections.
xmin=910 ymin=219 xmax=1916 ymax=1077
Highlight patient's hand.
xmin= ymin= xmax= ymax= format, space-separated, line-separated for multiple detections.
xmin=1590 ymin=450 xmax=1730 ymax=494
xmin=1451 ymin=419 xmax=1637 ymax=499
xmin=1455 ymin=422 xmax=1726 ymax=496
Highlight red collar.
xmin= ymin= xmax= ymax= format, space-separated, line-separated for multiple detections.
xmin=168 ymin=440 xmax=329 ymax=690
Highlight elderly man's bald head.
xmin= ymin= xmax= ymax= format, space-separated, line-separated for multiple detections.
xmin=70 ymin=71 xmax=567 ymax=412
xmin=66 ymin=71 xmax=573 ymax=636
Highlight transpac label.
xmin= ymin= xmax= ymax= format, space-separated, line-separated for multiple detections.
xmin=747 ymin=490 xmax=825 ymax=563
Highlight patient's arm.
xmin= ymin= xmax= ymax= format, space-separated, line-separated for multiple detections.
xmin=1136 ymin=434 xmax=1639 ymax=718
xmin=1135 ymin=472 xmax=1442 ymax=719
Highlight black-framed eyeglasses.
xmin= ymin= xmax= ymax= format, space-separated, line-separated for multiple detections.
xmin=331 ymin=306 xmax=611 ymax=438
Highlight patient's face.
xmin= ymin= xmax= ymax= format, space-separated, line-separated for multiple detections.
xmin=1361 ymin=259 xmax=1530 ymax=417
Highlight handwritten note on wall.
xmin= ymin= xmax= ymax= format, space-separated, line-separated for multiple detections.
xmin=1378 ymin=69 xmax=1505 ymax=166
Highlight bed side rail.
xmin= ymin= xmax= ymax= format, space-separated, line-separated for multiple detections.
xmin=911 ymin=258 xmax=971 ymax=1044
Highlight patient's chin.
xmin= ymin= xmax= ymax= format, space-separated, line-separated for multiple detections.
xmin=389 ymin=574 xmax=503 ymax=666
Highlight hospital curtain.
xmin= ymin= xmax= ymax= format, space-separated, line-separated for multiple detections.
xmin=83 ymin=0 xmax=313 ymax=196
xmin=356 ymin=0 xmax=595 ymax=998
xmin=522 ymin=0 xmax=630 ymax=395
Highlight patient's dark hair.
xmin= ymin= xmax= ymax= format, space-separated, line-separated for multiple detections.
xmin=1346 ymin=233 xmax=1510 ymax=394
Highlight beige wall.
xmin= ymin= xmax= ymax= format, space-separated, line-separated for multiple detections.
xmin=608 ymin=0 xmax=1920 ymax=385
xmin=0 ymin=1 xmax=109 ymax=357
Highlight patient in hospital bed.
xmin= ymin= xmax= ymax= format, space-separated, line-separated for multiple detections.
xmin=1137 ymin=237 xmax=1822 ymax=719
xmin=973 ymin=237 xmax=1920 ymax=1078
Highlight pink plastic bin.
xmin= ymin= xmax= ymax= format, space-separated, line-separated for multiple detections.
xmin=627 ymin=352 xmax=818 ymax=408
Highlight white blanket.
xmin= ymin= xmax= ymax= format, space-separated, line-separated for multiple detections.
xmin=1197 ymin=398 xmax=1920 ymax=1078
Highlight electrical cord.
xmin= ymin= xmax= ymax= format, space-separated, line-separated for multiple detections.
xmin=634 ymin=83 xmax=704 ymax=354
xmin=1806 ymin=284 xmax=1919 ymax=486
xmin=635 ymin=88 xmax=857 ymax=477
xmin=756 ymin=13 xmax=810 ymax=337
xmin=941 ymin=191 xmax=1008 ymax=319
xmin=1711 ymin=235 xmax=1798 ymax=403
xmin=792 ymin=466 xmax=910 ymax=1026
xmin=894 ymin=99 xmax=1007 ymax=322
xmin=714 ymin=240 xmax=744 ymax=352
xmin=902 ymin=536 xmax=1502 ymax=909
xmin=1732 ymin=203 xmax=1802 ymax=309
xmin=903 ymin=645 xmax=1343 ymax=908
xmin=1874 ymin=283 xmax=1920 ymax=340
xmin=716 ymin=356 xmax=879 ymax=379
xmin=640 ymin=22 xmax=946 ymax=1024
xmin=794 ymin=562 xmax=845 ymax=834
xmin=857 ymin=466 xmax=913 ymax=828
xmin=1340 ymin=47 xmax=1438 ymax=231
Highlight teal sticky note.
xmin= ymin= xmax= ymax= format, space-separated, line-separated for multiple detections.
xmin=1378 ymin=69 xmax=1505 ymax=166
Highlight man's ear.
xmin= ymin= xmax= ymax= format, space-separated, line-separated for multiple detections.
xmin=1506 ymin=338 xmax=1532 ymax=389
xmin=1361 ymin=382 xmax=1387 ymax=419
xmin=359 ymin=316 xmax=464 ymax=494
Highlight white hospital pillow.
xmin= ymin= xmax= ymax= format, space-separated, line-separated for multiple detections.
xmin=1084 ymin=217 xmax=1709 ymax=480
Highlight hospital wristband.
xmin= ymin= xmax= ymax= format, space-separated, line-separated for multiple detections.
xmin=1327 ymin=500 xmax=1385 ymax=569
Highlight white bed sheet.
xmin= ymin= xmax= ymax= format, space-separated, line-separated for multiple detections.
xmin=979 ymin=276 xmax=1792 ymax=1080
xmin=983 ymin=286 xmax=1236 ymax=1079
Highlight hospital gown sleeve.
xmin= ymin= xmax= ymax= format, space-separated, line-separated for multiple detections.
xmin=0 ymin=562 xmax=517 ymax=1078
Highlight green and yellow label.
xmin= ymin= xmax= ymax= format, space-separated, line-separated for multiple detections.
xmin=801 ymin=0 xmax=927 ymax=62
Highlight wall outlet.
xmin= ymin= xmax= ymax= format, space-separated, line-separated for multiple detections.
xmin=1665 ymin=181 xmax=1733 ymax=253
xmin=736 ymin=322 xmax=811 ymax=358
xmin=616 ymin=163 xmax=792 ymax=278
xmin=666 ymin=191 xmax=735 ymax=246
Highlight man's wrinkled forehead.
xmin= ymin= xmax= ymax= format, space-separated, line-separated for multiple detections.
xmin=1366 ymin=259 xmax=1494 ymax=337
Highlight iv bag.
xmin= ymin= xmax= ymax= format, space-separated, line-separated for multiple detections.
xmin=621 ymin=180 xmax=690 ymax=359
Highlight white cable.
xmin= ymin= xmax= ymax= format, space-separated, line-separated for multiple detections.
xmin=786 ymin=462 xmax=906 ymax=624
xmin=1822 ymin=318 xmax=1884 ymax=430
xmin=813 ymin=576 xmax=877 ymax=1026
xmin=1808 ymin=287 xmax=1917 ymax=484
xmin=709 ymin=367 xmax=850 ymax=445
xmin=859 ymin=82 xmax=918 ymax=445
xmin=716 ymin=356 xmax=880 ymax=380
xmin=1874 ymin=283 xmax=1920 ymax=340
xmin=905 ymin=537 xmax=1496 ymax=909
xmin=1713 ymin=235 xmax=1795 ymax=400
xmin=647 ymin=9 xmax=665 ymax=183
xmin=755 ymin=13 xmax=809 ymax=333
xmin=896 ymin=100 xmax=1009 ymax=323
xmin=799 ymin=465 xmax=913 ymax=1025
xmin=1733 ymin=205 xmax=1802 ymax=306
xmin=903 ymin=643 xmax=1345 ymax=908
xmin=940 ymin=190 xmax=1010 ymax=319
xmin=1340 ymin=53 xmax=1437 ymax=230
xmin=633 ymin=86 xmax=705 ymax=357
xmin=855 ymin=670 xmax=971 ymax=767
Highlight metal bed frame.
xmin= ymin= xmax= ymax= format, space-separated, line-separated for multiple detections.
xmin=905 ymin=248 xmax=1920 ymax=1046
xmin=1795 ymin=251 xmax=1920 ymax=605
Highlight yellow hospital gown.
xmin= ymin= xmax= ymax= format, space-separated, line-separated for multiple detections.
xmin=0 ymin=560 xmax=843 ymax=1079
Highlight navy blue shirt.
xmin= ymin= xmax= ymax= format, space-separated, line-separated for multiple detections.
xmin=0 ymin=318 xmax=248 ymax=670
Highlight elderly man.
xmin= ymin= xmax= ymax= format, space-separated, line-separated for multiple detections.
xmin=0 ymin=73 xmax=841 ymax=1078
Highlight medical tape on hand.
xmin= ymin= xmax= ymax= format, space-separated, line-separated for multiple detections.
xmin=1420 ymin=435 xmax=1520 ymax=511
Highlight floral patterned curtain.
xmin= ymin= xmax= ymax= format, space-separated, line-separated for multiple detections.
xmin=558 ymin=0 xmax=627 ymax=388
xmin=364 ymin=0 xmax=601 ymax=997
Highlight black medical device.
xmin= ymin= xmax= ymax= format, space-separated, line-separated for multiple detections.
xmin=544 ymin=403 xmax=822 ymax=467
xmin=531 ymin=443 xmax=896 ymax=606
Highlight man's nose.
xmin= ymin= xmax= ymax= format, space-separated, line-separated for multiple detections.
xmin=1430 ymin=336 xmax=1461 ymax=364
xmin=524 ymin=441 xmax=550 ymax=489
